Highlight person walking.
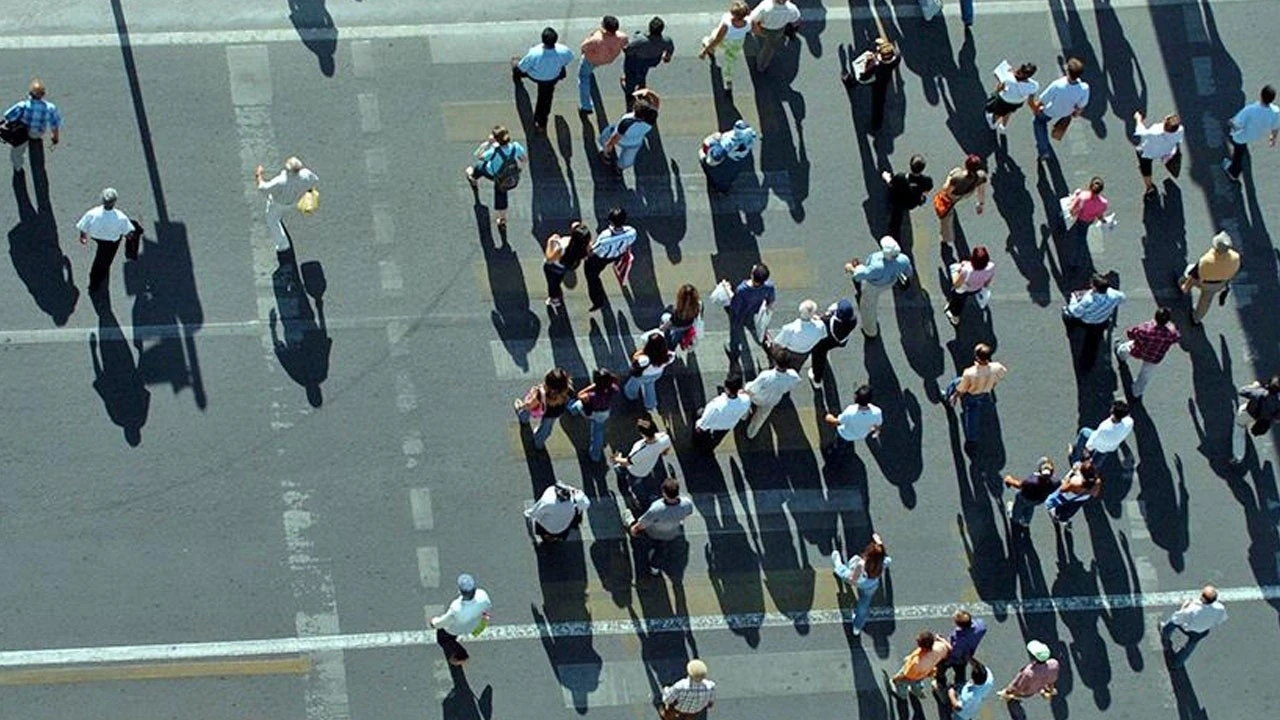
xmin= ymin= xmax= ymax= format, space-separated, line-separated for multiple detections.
xmin=600 ymin=89 xmax=660 ymax=172
xmin=1059 ymin=176 xmax=1111 ymax=271
xmin=700 ymin=119 xmax=758 ymax=192
xmin=567 ymin=368 xmax=619 ymax=461
xmin=935 ymin=610 xmax=987 ymax=692
xmin=824 ymin=384 xmax=883 ymax=454
xmin=1180 ymin=231 xmax=1240 ymax=325
xmin=722 ymin=263 xmax=777 ymax=373
xmin=1160 ymin=585 xmax=1228 ymax=668
xmin=699 ymin=1 xmax=751 ymax=91
xmin=847 ymin=236 xmax=913 ymax=339
xmin=584 ymin=207 xmax=638 ymax=312
xmin=1223 ymin=84 xmax=1280 ymax=183
xmin=629 ymin=477 xmax=694 ymax=577
xmin=4 ymin=79 xmax=62 ymax=179
xmin=525 ymin=482 xmax=590 ymax=546
xmin=513 ymin=27 xmax=574 ymax=134
xmin=543 ymin=222 xmax=592 ymax=308
xmin=841 ymin=37 xmax=900 ymax=133
xmin=621 ymin=17 xmax=674 ymax=108
xmin=1230 ymin=375 xmax=1280 ymax=466
xmin=882 ymin=156 xmax=933 ymax=239
xmin=1133 ymin=111 xmax=1184 ymax=196
xmin=255 ymin=156 xmax=319 ymax=252
xmin=625 ymin=331 xmax=676 ymax=413
xmin=614 ymin=414 xmax=673 ymax=512
xmin=997 ymin=641 xmax=1059 ymax=705
xmin=1064 ymin=273 xmax=1126 ymax=367
xmin=948 ymin=660 xmax=994 ymax=720
xmin=76 ymin=188 xmax=135 ymax=296
xmin=429 ymin=573 xmax=492 ymax=666
xmin=831 ymin=532 xmax=890 ymax=635
xmin=1043 ymin=459 xmax=1101 ymax=528
xmin=693 ymin=374 xmax=752 ymax=453
xmin=661 ymin=659 xmax=717 ymax=719
xmin=514 ymin=368 xmax=574 ymax=449
xmin=744 ymin=357 xmax=801 ymax=439
xmin=807 ymin=299 xmax=858 ymax=388
xmin=766 ymin=299 xmax=826 ymax=369
xmin=466 ymin=126 xmax=527 ymax=233
xmin=944 ymin=245 xmax=996 ymax=326
xmin=578 ymin=16 xmax=628 ymax=115
xmin=935 ymin=155 xmax=987 ymax=245
xmin=1003 ymin=456 xmax=1057 ymax=530
xmin=890 ymin=631 xmax=951 ymax=699
xmin=947 ymin=343 xmax=1008 ymax=445
xmin=985 ymin=61 xmax=1039 ymax=134
xmin=659 ymin=284 xmax=703 ymax=353
xmin=1030 ymin=58 xmax=1090 ymax=162
xmin=749 ymin=0 xmax=801 ymax=72
xmin=1068 ymin=400 xmax=1134 ymax=474
xmin=1115 ymin=307 xmax=1181 ymax=398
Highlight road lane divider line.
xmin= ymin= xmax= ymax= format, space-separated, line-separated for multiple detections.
xmin=0 ymin=657 xmax=310 ymax=686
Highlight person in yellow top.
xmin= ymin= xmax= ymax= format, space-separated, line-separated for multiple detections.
xmin=890 ymin=630 xmax=951 ymax=699
xmin=1180 ymin=231 xmax=1241 ymax=325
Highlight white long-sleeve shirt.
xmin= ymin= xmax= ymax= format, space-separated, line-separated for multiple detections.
xmin=771 ymin=316 xmax=826 ymax=353
xmin=524 ymin=484 xmax=590 ymax=534
xmin=1135 ymin=121 xmax=1185 ymax=160
xmin=1085 ymin=416 xmax=1134 ymax=453
xmin=745 ymin=368 xmax=800 ymax=407
xmin=259 ymin=168 xmax=319 ymax=205
xmin=1170 ymin=598 xmax=1228 ymax=633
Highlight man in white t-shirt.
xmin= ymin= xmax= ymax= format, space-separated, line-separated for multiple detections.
xmin=525 ymin=483 xmax=590 ymax=546
xmin=1069 ymin=399 xmax=1133 ymax=474
xmin=255 ymin=156 xmax=319 ymax=252
xmin=693 ymin=374 xmax=751 ymax=453
xmin=613 ymin=414 xmax=672 ymax=511
xmin=1160 ymin=584 xmax=1228 ymax=668
xmin=1030 ymin=57 xmax=1090 ymax=162
xmin=823 ymin=384 xmax=882 ymax=453
xmin=1223 ymin=84 xmax=1280 ymax=182
xmin=744 ymin=358 xmax=801 ymax=439
xmin=429 ymin=573 xmax=492 ymax=666
xmin=748 ymin=0 xmax=800 ymax=72
xmin=76 ymin=187 xmax=135 ymax=295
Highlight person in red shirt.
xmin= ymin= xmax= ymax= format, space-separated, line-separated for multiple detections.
xmin=1114 ymin=307 xmax=1181 ymax=398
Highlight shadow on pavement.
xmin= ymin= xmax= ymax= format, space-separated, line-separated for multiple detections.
xmin=287 ymin=0 xmax=338 ymax=77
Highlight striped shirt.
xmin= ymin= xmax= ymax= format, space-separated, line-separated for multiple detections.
xmin=592 ymin=225 xmax=637 ymax=259
xmin=955 ymin=362 xmax=1008 ymax=396
xmin=662 ymin=677 xmax=716 ymax=713
xmin=1066 ymin=288 xmax=1126 ymax=325
xmin=4 ymin=98 xmax=62 ymax=136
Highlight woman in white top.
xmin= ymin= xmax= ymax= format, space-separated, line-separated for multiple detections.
xmin=1133 ymin=111 xmax=1185 ymax=196
xmin=624 ymin=330 xmax=675 ymax=412
xmin=699 ymin=1 xmax=751 ymax=90
xmin=945 ymin=246 xmax=996 ymax=326
xmin=985 ymin=61 xmax=1039 ymax=133
xmin=255 ymin=156 xmax=319 ymax=252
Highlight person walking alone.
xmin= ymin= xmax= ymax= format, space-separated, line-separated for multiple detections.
xmin=1003 ymin=457 xmax=1057 ymax=530
xmin=1068 ymin=399 xmax=1134 ymax=475
xmin=947 ymin=343 xmax=1008 ymax=445
xmin=1030 ymin=58 xmax=1090 ymax=163
xmin=699 ymin=2 xmax=751 ymax=92
xmin=807 ymin=299 xmax=858 ymax=388
xmin=584 ymin=207 xmax=638 ymax=312
xmin=749 ymin=0 xmax=801 ymax=73
xmin=935 ymin=155 xmax=987 ymax=246
xmin=1063 ymin=273 xmax=1126 ymax=367
xmin=847 ymin=236 xmax=913 ymax=339
xmin=525 ymin=482 xmax=590 ymax=546
xmin=1160 ymin=585 xmax=1228 ymax=668
xmin=1180 ymin=231 xmax=1240 ymax=325
xmin=692 ymin=374 xmax=752 ymax=453
xmin=621 ymin=17 xmax=674 ymax=108
xmin=944 ymin=246 xmax=996 ymax=327
xmin=997 ymin=641 xmax=1059 ymax=705
xmin=429 ymin=574 xmax=492 ymax=666
xmin=4 ymin=79 xmax=62 ymax=183
xmin=660 ymin=659 xmax=716 ymax=719
xmin=256 ymin=156 xmax=319 ymax=252
xmin=77 ymin=188 xmax=135 ymax=296
xmin=831 ymin=532 xmax=890 ymax=635
xmin=1059 ymin=176 xmax=1110 ymax=271
xmin=513 ymin=27 xmax=575 ymax=134
xmin=824 ymin=384 xmax=883 ymax=454
xmin=744 ymin=357 xmax=801 ymax=439
xmin=1133 ymin=111 xmax=1184 ymax=197
xmin=629 ymin=477 xmax=694 ymax=577
xmin=466 ymin=126 xmax=527 ymax=233
xmin=1222 ymin=84 xmax=1280 ymax=183
xmin=1230 ymin=375 xmax=1280 ymax=466
xmin=577 ymin=16 xmax=628 ymax=115
xmin=1115 ymin=307 xmax=1180 ymax=399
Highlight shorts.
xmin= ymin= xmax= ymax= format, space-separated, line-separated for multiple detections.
xmin=1137 ymin=151 xmax=1154 ymax=177
xmin=984 ymin=94 xmax=1024 ymax=117
xmin=470 ymin=161 xmax=509 ymax=211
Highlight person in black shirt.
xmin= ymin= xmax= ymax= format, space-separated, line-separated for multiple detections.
xmin=881 ymin=154 xmax=934 ymax=239
xmin=842 ymin=37 xmax=900 ymax=132
xmin=1003 ymin=457 xmax=1056 ymax=530
xmin=621 ymin=17 xmax=674 ymax=110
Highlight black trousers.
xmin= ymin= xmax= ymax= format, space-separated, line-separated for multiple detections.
xmin=935 ymin=658 xmax=968 ymax=690
xmin=88 ymin=238 xmax=120 ymax=292
xmin=584 ymin=253 xmax=612 ymax=309
xmin=544 ymin=261 xmax=567 ymax=301
xmin=1227 ymin=139 xmax=1248 ymax=179
xmin=870 ymin=74 xmax=892 ymax=132
xmin=809 ymin=336 xmax=842 ymax=382
xmin=692 ymin=426 xmax=729 ymax=454
xmin=436 ymin=628 xmax=469 ymax=664
xmin=533 ymin=79 xmax=559 ymax=129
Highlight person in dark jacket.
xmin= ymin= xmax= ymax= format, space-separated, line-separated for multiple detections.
xmin=882 ymin=154 xmax=934 ymax=239
xmin=1231 ymin=375 xmax=1280 ymax=466
xmin=807 ymin=299 xmax=858 ymax=388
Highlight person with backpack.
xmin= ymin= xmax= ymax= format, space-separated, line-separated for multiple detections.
xmin=600 ymin=88 xmax=660 ymax=172
xmin=1231 ymin=375 xmax=1280 ymax=466
xmin=465 ymin=125 xmax=526 ymax=232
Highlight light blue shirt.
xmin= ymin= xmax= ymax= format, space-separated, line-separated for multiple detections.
xmin=517 ymin=43 xmax=574 ymax=82
xmin=479 ymin=142 xmax=526 ymax=176
xmin=852 ymin=251 xmax=913 ymax=287
xmin=1067 ymin=288 xmax=1126 ymax=325
xmin=1230 ymin=102 xmax=1280 ymax=145
xmin=953 ymin=673 xmax=994 ymax=720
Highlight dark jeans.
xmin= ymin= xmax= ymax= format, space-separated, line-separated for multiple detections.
xmin=1010 ymin=492 xmax=1040 ymax=527
xmin=1033 ymin=112 xmax=1053 ymax=157
xmin=692 ymin=426 xmax=729 ymax=454
xmin=725 ymin=312 xmax=763 ymax=375
xmin=584 ymin=253 xmax=612 ymax=309
xmin=622 ymin=65 xmax=652 ymax=109
xmin=935 ymin=658 xmax=969 ymax=690
xmin=533 ymin=78 xmax=560 ymax=128
xmin=88 ymin=238 xmax=121 ymax=293
xmin=870 ymin=74 xmax=891 ymax=132
xmin=946 ymin=289 xmax=978 ymax=317
xmin=1160 ymin=622 xmax=1209 ymax=667
xmin=809 ymin=336 xmax=842 ymax=384
xmin=544 ymin=261 xmax=567 ymax=301
xmin=1226 ymin=138 xmax=1248 ymax=179
xmin=436 ymin=628 xmax=469 ymax=663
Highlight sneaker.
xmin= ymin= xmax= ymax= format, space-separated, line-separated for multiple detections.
xmin=1221 ymin=158 xmax=1239 ymax=182
xmin=647 ymin=565 xmax=662 ymax=577
xmin=1005 ymin=499 xmax=1015 ymax=520
xmin=724 ymin=79 xmax=733 ymax=91
xmin=809 ymin=369 xmax=823 ymax=388
xmin=851 ymin=626 xmax=861 ymax=637
xmin=945 ymin=309 xmax=960 ymax=326
xmin=985 ymin=112 xmax=996 ymax=130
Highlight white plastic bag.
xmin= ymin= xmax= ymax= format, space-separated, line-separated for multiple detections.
xmin=1059 ymin=195 xmax=1077 ymax=229
xmin=975 ymin=288 xmax=992 ymax=310
xmin=709 ymin=279 xmax=734 ymax=308
xmin=754 ymin=302 xmax=773 ymax=342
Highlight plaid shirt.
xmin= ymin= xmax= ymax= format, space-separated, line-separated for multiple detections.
xmin=1125 ymin=320 xmax=1181 ymax=363
xmin=662 ymin=678 xmax=716 ymax=713
xmin=4 ymin=98 xmax=62 ymax=136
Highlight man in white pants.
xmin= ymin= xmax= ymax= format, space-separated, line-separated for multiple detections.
xmin=255 ymin=156 xmax=318 ymax=251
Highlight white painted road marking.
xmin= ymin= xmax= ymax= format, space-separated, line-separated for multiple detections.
xmin=2 ymin=584 xmax=1277 ymax=668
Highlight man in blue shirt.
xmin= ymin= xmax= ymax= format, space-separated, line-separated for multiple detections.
xmin=948 ymin=659 xmax=994 ymax=720
xmin=4 ymin=79 xmax=62 ymax=190
xmin=723 ymin=263 xmax=776 ymax=376
xmin=935 ymin=610 xmax=987 ymax=691
xmin=1223 ymin=84 xmax=1280 ymax=182
xmin=513 ymin=27 xmax=574 ymax=134
xmin=1064 ymin=273 xmax=1126 ymax=370
xmin=846 ymin=236 xmax=913 ymax=338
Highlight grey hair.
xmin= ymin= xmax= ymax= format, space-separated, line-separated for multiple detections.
xmin=798 ymin=299 xmax=819 ymax=320
xmin=101 ymin=187 xmax=118 ymax=207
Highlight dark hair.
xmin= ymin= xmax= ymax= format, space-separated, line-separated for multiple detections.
xmin=974 ymin=343 xmax=993 ymax=363
xmin=1078 ymin=459 xmax=1099 ymax=482
xmin=969 ymin=246 xmax=991 ymax=271
xmin=608 ymin=206 xmax=628 ymax=227
xmin=1263 ymin=84 xmax=1277 ymax=104
xmin=544 ymin=367 xmax=571 ymax=393
xmin=642 ymin=332 xmax=670 ymax=366
xmin=1065 ymin=57 xmax=1085 ymax=80
xmin=1091 ymin=273 xmax=1111 ymax=292
xmin=724 ymin=373 xmax=744 ymax=394
xmin=602 ymin=15 xmax=620 ymax=33
xmin=632 ymin=98 xmax=658 ymax=125
xmin=854 ymin=384 xmax=873 ymax=406
xmin=648 ymin=16 xmax=665 ymax=36
xmin=1164 ymin=114 xmax=1182 ymax=132
xmin=751 ymin=263 xmax=771 ymax=284
xmin=909 ymin=154 xmax=927 ymax=174
xmin=1016 ymin=62 xmax=1037 ymax=79
xmin=1267 ymin=375 xmax=1280 ymax=394
xmin=916 ymin=631 xmax=936 ymax=650
xmin=1111 ymin=400 xmax=1130 ymax=420
xmin=964 ymin=154 xmax=983 ymax=173
xmin=541 ymin=27 xmax=559 ymax=46
xmin=1154 ymin=307 xmax=1171 ymax=325
xmin=661 ymin=477 xmax=680 ymax=499
xmin=969 ymin=659 xmax=989 ymax=684
xmin=1089 ymin=176 xmax=1105 ymax=194
xmin=636 ymin=414 xmax=658 ymax=439
xmin=953 ymin=610 xmax=972 ymax=627
xmin=568 ymin=223 xmax=592 ymax=250
xmin=592 ymin=368 xmax=618 ymax=389
xmin=862 ymin=537 xmax=887 ymax=577
xmin=492 ymin=125 xmax=511 ymax=145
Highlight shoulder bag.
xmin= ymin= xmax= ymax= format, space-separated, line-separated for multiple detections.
xmin=933 ymin=190 xmax=956 ymax=219
xmin=0 ymin=118 xmax=28 ymax=147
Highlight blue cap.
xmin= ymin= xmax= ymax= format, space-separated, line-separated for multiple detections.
xmin=835 ymin=299 xmax=855 ymax=321
xmin=457 ymin=573 xmax=476 ymax=595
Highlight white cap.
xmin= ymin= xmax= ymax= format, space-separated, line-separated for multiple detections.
xmin=1026 ymin=640 xmax=1052 ymax=662
xmin=1212 ymin=231 xmax=1232 ymax=250
xmin=879 ymin=236 xmax=901 ymax=257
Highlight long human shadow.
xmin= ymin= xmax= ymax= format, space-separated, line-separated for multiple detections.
xmin=1085 ymin=516 xmax=1146 ymax=680
xmin=1093 ymin=0 xmax=1147 ymax=136
xmin=474 ymin=202 xmax=539 ymax=371
xmin=939 ymin=27 xmax=997 ymax=160
xmin=703 ymin=460 xmax=766 ymax=647
xmin=864 ymin=339 xmax=923 ymax=507
xmin=287 ymin=0 xmax=337 ymax=76
xmin=440 ymin=665 xmax=493 ymax=720
xmin=113 ymin=0 xmax=207 ymax=410
xmin=514 ymin=79 xmax=576 ymax=247
xmin=1048 ymin=0 xmax=1109 ymax=139
xmin=269 ymin=251 xmax=331 ymax=407
xmin=1052 ymin=525 xmax=1108 ymax=712
xmin=992 ymin=142 xmax=1052 ymax=307
xmin=8 ymin=163 xmax=78 ymax=325
xmin=1222 ymin=461 xmax=1280 ymax=626
xmin=748 ymin=39 xmax=809 ymax=222
xmin=1009 ymin=531 xmax=1074 ymax=720
xmin=532 ymin=540 xmax=602 ymax=714
xmin=89 ymin=295 xmax=150 ymax=446
xmin=1124 ymin=396 xmax=1190 ymax=571
xmin=632 ymin=127 xmax=686 ymax=263
xmin=1137 ymin=180 xmax=1188 ymax=321
xmin=1185 ymin=333 xmax=1240 ymax=477
xmin=1166 ymin=662 xmax=1209 ymax=720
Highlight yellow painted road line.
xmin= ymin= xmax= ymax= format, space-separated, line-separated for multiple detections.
xmin=0 ymin=656 xmax=310 ymax=686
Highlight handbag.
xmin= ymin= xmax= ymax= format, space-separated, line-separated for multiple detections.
xmin=1059 ymin=194 xmax=1078 ymax=228
xmin=1165 ymin=147 xmax=1182 ymax=178
xmin=296 ymin=188 xmax=320 ymax=215
xmin=975 ymin=288 xmax=992 ymax=310
xmin=933 ymin=191 xmax=956 ymax=219
xmin=470 ymin=615 xmax=490 ymax=637
xmin=1051 ymin=116 xmax=1072 ymax=140
xmin=612 ymin=248 xmax=634 ymax=287
xmin=709 ymin=279 xmax=734 ymax=308
xmin=753 ymin=302 xmax=773 ymax=342
xmin=0 ymin=118 xmax=28 ymax=147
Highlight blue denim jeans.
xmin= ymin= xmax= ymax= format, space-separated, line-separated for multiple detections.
xmin=624 ymin=374 xmax=660 ymax=411
xmin=517 ymin=407 xmax=559 ymax=449
xmin=577 ymin=58 xmax=596 ymax=111
xmin=568 ymin=400 xmax=609 ymax=461
xmin=1070 ymin=427 xmax=1116 ymax=474
xmin=850 ymin=575 xmax=882 ymax=632
xmin=961 ymin=392 xmax=992 ymax=442
xmin=960 ymin=0 xmax=975 ymax=24
xmin=1033 ymin=112 xmax=1053 ymax=158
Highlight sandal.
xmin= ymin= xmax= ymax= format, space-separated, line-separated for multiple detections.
xmin=463 ymin=167 xmax=477 ymax=188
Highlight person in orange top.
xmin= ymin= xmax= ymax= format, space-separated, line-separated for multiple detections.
xmin=890 ymin=630 xmax=951 ymax=699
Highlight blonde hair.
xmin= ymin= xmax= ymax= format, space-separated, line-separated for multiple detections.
xmin=285 ymin=156 xmax=304 ymax=173
xmin=28 ymin=79 xmax=45 ymax=98
xmin=729 ymin=1 xmax=750 ymax=19
xmin=686 ymin=659 xmax=708 ymax=680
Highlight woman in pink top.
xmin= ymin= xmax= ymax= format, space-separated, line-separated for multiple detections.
xmin=945 ymin=246 xmax=996 ymax=325
xmin=1065 ymin=176 xmax=1110 ymax=224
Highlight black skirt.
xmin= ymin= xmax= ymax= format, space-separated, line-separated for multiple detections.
xmin=984 ymin=94 xmax=1024 ymax=116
